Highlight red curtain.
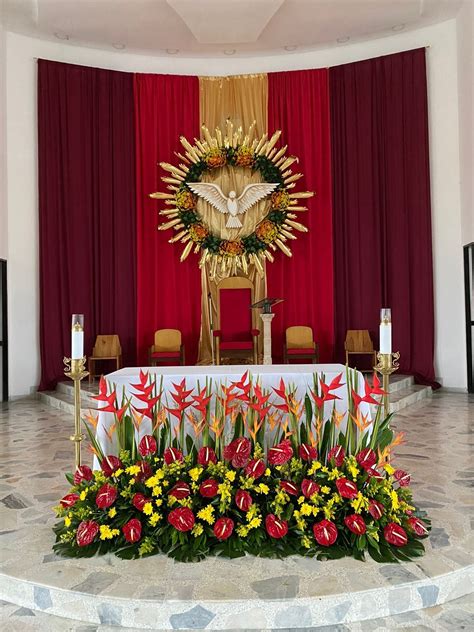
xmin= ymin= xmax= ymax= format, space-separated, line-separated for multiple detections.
xmin=268 ymin=69 xmax=334 ymax=361
xmin=330 ymin=49 xmax=437 ymax=385
xmin=38 ymin=60 xmax=136 ymax=390
xmin=134 ymin=74 xmax=202 ymax=365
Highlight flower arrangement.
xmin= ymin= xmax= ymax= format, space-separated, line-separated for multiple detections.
xmin=150 ymin=122 xmax=313 ymax=278
xmin=53 ymin=370 xmax=430 ymax=563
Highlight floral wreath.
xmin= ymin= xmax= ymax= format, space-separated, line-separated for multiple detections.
xmin=150 ymin=122 xmax=313 ymax=277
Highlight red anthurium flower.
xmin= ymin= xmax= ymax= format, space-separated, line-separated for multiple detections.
xmin=384 ymin=522 xmax=408 ymax=547
xmin=132 ymin=493 xmax=150 ymax=511
xmin=96 ymin=483 xmax=117 ymax=509
xmin=407 ymin=517 xmax=428 ymax=536
xmin=199 ymin=479 xmax=219 ymax=498
xmin=169 ymin=481 xmax=191 ymax=499
xmin=164 ymin=447 xmax=184 ymax=464
xmin=213 ymin=517 xmax=234 ymax=541
xmin=76 ymin=520 xmax=99 ymax=547
xmin=336 ymin=478 xmax=359 ymax=500
xmin=123 ymin=518 xmax=142 ymax=543
xmin=366 ymin=467 xmax=384 ymax=480
xmin=313 ymin=519 xmax=338 ymax=546
xmin=299 ymin=443 xmax=318 ymax=461
xmin=60 ymin=493 xmax=79 ymax=508
xmin=344 ymin=514 xmax=367 ymax=535
xmin=223 ymin=437 xmax=251 ymax=468
xmin=138 ymin=435 xmax=157 ymax=457
xmin=135 ymin=460 xmax=152 ymax=483
xmin=245 ymin=458 xmax=265 ymax=479
xmin=327 ymin=445 xmax=345 ymax=467
xmin=197 ymin=446 xmax=217 ymax=466
xmin=268 ymin=439 xmax=293 ymax=466
xmin=265 ymin=514 xmax=288 ymax=539
xmin=394 ymin=470 xmax=411 ymax=487
xmin=73 ymin=465 xmax=93 ymax=485
xmin=356 ymin=447 xmax=377 ymax=470
xmin=100 ymin=455 xmax=123 ymax=477
xmin=235 ymin=489 xmax=253 ymax=512
xmin=301 ymin=479 xmax=320 ymax=498
xmin=280 ymin=480 xmax=299 ymax=496
xmin=168 ymin=507 xmax=195 ymax=532
xmin=368 ymin=499 xmax=385 ymax=520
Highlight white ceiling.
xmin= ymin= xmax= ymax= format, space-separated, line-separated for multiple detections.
xmin=1 ymin=0 xmax=464 ymax=57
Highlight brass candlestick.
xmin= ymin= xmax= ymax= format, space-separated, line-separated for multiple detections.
xmin=374 ymin=351 xmax=400 ymax=417
xmin=63 ymin=356 xmax=89 ymax=469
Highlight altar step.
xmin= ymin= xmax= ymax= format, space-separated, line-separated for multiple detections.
xmin=38 ymin=375 xmax=432 ymax=417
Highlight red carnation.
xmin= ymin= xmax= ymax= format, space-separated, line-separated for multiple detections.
xmin=280 ymin=480 xmax=299 ymax=496
xmin=299 ymin=443 xmax=318 ymax=461
xmin=138 ymin=435 xmax=157 ymax=457
xmin=327 ymin=445 xmax=345 ymax=467
xmin=132 ymin=493 xmax=150 ymax=511
xmin=122 ymin=518 xmax=142 ymax=543
xmin=265 ymin=514 xmax=288 ymax=539
xmin=164 ymin=447 xmax=183 ymax=464
xmin=368 ymin=499 xmax=385 ymax=520
xmin=356 ymin=447 xmax=377 ymax=470
xmin=344 ymin=514 xmax=367 ymax=535
xmin=199 ymin=478 xmax=219 ymax=498
xmin=301 ymin=478 xmax=320 ymax=498
xmin=100 ymin=455 xmax=123 ymax=477
xmin=76 ymin=520 xmax=99 ymax=547
xmin=313 ymin=519 xmax=338 ymax=546
xmin=235 ymin=489 xmax=253 ymax=512
xmin=169 ymin=481 xmax=191 ymax=499
xmin=268 ymin=439 xmax=293 ymax=466
xmin=73 ymin=465 xmax=93 ymax=485
xmin=95 ymin=483 xmax=117 ymax=509
xmin=384 ymin=522 xmax=408 ymax=547
xmin=168 ymin=507 xmax=195 ymax=532
xmin=213 ymin=517 xmax=234 ymax=541
xmin=245 ymin=458 xmax=265 ymax=480
xmin=224 ymin=437 xmax=251 ymax=468
xmin=336 ymin=477 xmax=359 ymax=499
xmin=135 ymin=460 xmax=152 ymax=482
xmin=197 ymin=446 xmax=217 ymax=466
xmin=407 ymin=516 xmax=428 ymax=536
xmin=60 ymin=493 xmax=79 ymax=508
xmin=394 ymin=469 xmax=411 ymax=487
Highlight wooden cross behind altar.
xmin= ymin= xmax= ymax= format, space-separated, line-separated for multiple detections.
xmin=251 ymin=298 xmax=283 ymax=365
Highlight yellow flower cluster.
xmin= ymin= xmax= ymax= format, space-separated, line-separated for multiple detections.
xmin=125 ymin=465 xmax=141 ymax=476
xmin=197 ymin=504 xmax=215 ymax=525
xmin=351 ymin=492 xmax=369 ymax=514
xmin=99 ymin=525 xmax=120 ymax=540
xmin=189 ymin=467 xmax=203 ymax=482
xmin=307 ymin=461 xmax=322 ymax=475
xmin=143 ymin=502 xmax=154 ymax=516
xmin=191 ymin=523 xmax=204 ymax=537
xmin=149 ymin=513 xmax=161 ymax=527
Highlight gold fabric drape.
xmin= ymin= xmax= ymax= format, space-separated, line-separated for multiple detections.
xmin=199 ymin=74 xmax=268 ymax=138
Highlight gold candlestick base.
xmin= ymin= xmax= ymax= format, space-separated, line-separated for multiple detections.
xmin=64 ymin=356 xmax=89 ymax=470
xmin=374 ymin=351 xmax=400 ymax=417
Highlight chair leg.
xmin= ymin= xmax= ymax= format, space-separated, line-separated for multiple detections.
xmin=215 ymin=337 xmax=220 ymax=366
xmin=88 ymin=359 xmax=93 ymax=384
xmin=253 ymin=337 xmax=258 ymax=365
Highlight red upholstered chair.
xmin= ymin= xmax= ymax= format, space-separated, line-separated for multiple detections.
xmin=283 ymin=326 xmax=319 ymax=364
xmin=213 ymin=278 xmax=259 ymax=365
xmin=148 ymin=329 xmax=185 ymax=366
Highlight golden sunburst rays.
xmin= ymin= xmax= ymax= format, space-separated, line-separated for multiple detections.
xmin=149 ymin=122 xmax=314 ymax=277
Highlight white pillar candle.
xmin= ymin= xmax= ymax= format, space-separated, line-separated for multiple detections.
xmin=379 ymin=308 xmax=392 ymax=354
xmin=71 ymin=314 xmax=84 ymax=359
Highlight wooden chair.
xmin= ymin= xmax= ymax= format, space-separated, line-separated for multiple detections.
xmin=213 ymin=276 xmax=259 ymax=365
xmin=283 ymin=326 xmax=319 ymax=364
xmin=88 ymin=335 xmax=122 ymax=383
xmin=345 ymin=330 xmax=377 ymax=369
xmin=148 ymin=329 xmax=185 ymax=366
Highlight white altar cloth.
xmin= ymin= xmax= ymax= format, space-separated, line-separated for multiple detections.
xmin=95 ymin=364 xmax=370 ymax=458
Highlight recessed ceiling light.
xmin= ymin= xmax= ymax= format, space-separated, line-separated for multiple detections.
xmin=112 ymin=43 xmax=126 ymax=50
xmin=166 ymin=48 xmax=180 ymax=54
xmin=392 ymin=24 xmax=405 ymax=31
xmin=337 ymin=36 xmax=350 ymax=44
xmin=284 ymin=45 xmax=297 ymax=51
xmin=54 ymin=32 xmax=69 ymax=40
xmin=224 ymin=49 xmax=236 ymax=55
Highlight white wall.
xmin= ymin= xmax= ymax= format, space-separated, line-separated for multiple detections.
xmin=0 ymin=23 xmax=7 ymax=261
xmin=5 ymin=18 xmax=467 ymax=395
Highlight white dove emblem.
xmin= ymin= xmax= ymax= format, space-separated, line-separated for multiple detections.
xmin=187 ymin=182 xmax=278 ymax=228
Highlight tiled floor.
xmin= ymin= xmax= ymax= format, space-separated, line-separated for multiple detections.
xmin=0 ymin=391 xmax=472 ymax=630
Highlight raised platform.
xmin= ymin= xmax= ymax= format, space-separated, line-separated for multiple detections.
xmin=0 ymin=392 xmax=472 ymax=629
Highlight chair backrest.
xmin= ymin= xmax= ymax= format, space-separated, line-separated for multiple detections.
xmin=92 ymin=334 xmax=121 ymax=357
xmin=286 ymin=326 xmax=314 ymax=349
xmin=345 ymin=329 xmax=374 ymax=352
xmin=153 ymin=329 xmax=181 ymax=352
xmin=217 ymin=277 xmax=253 ymax=342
